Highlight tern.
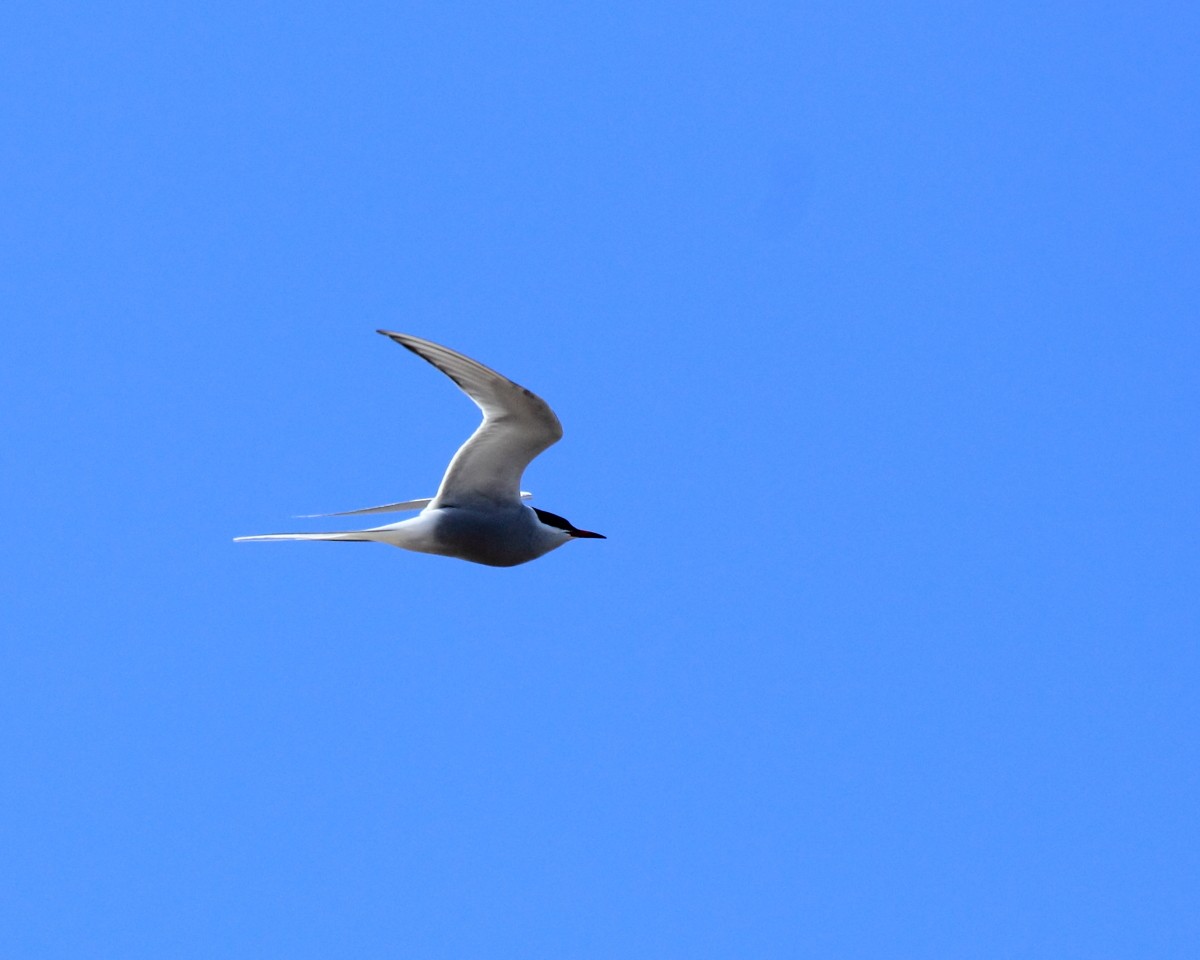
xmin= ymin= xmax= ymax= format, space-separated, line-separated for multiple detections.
xmin=235 ymin=331 xmax=605 ymax=567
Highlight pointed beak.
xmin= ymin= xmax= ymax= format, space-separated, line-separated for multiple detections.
xmin=570 ymin=529 xmax=606 ymax=539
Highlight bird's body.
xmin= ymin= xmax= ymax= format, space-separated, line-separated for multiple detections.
xmin=235 ymin=332 xmax=604 ymax=566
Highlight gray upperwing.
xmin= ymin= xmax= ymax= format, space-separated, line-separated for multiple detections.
xmin=295 ymin=491 xmax=532 ymax=518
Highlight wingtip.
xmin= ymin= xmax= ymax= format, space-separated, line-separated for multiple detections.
xmin=377 ymin=330 xmax=420 ymax=352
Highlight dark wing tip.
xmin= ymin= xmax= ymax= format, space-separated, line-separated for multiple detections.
xmin=377 ymin=330 xmax=424 ymax=358
xmin=377 ymin=330 xmax=474 ymax=390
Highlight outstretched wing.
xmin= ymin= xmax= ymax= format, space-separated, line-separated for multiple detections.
xmin=378 ymin=331 xmax=562 ymax=507
xmin=295 ymin=491 xmax=532 ymax=518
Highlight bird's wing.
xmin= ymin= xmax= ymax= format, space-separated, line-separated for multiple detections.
xmin=378 ymin=331 xmax=562 ymax=507
xmin=296 ymin=497 xmax=436 ymax=518
xmin=296 ymin=492 xmax=532 ymax=518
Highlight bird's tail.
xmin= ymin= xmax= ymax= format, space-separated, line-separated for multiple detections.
xmin=233 ymin=531 xmax=376 ymax=543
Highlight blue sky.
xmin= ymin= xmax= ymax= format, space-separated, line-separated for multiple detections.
xmin=2 ymin=2 xmax=1197 ymax=957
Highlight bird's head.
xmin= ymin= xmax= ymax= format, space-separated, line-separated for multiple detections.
xmin=533 ymin=507 xmax=606 ymax=541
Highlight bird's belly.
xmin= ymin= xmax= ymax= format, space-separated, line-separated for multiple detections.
xmin=427 ymin=509 xmax=541 ymax=567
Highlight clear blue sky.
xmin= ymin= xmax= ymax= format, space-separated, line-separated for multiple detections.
xmin=3 ymin=2 xmax=1196 ymax=957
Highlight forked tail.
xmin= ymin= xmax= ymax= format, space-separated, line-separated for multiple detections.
xmin=233 ymin=531 xmax=375 ymax=543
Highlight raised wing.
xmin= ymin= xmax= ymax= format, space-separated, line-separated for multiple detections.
xmin=378 ymin=331 xmax=562 ymax=507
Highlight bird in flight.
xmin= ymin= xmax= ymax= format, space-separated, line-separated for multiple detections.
xmin=235 ymin=331 xmax=604 ymax=567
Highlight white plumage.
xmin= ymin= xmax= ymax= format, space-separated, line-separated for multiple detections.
xmin=235 ymin=332 xmax=604 ymax=567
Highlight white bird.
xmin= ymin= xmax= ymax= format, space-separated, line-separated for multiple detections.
xmin=235 ymin=331 xmax=605 ymax=567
